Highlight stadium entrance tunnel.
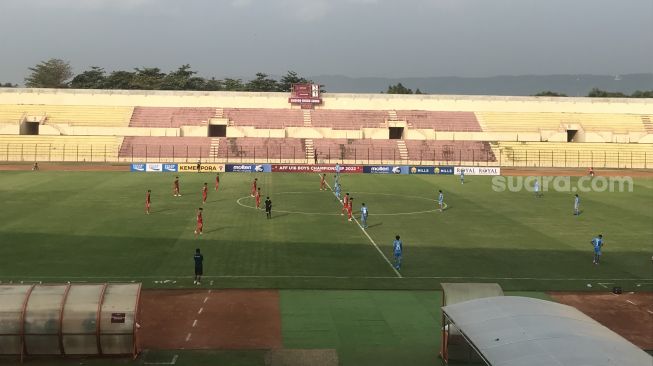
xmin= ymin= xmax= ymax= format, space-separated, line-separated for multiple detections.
xmin=0 ymin=283 xmax=141 ymax=362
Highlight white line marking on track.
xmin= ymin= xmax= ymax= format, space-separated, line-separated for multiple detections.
xmin=192 ymin=319 xmax=197 ymax=327
xmin=185 ymin=333 xmax=191 ymax=342
xmin=198 ymin=307 xmax=203 ymax=315
xmin=323 ymin=177 xmax=402 ymax=278
xmin=144 ymin=354 xmax=179 ymax=365
xmin=203 ymin=297 xmax=208 ymax=303
xmin=626 ymin=300 xmax=637 ymax=306
xmin=647 ymin=310 xmax=653 ymax=315
xmin=208 ymin=289 xmax=212 ymax=293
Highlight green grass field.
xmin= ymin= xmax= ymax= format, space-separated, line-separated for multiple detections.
xmin=0 ymin=171 xmax=651 ymax=291
xmin=0 ymin=170 xmax=651 ymax=365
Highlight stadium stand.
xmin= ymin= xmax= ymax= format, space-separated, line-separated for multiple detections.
xmin=223 ymin=108 xmax=304 ymax=128
xmin=129 ymin=107 xmax=214 ymax=128
xmin=221 ymin=137 xmax=305 ymax=162
xmin=0 ymin=136 xmax=123 ymax=161
xmin=394 ymin=111 xmax=482 ymax=131
xmin=310 ymin=110 xmax=388 ymax=129
xmin=404 ymin=140 xmax=495 ymax=163
xmin=496 ymin=141 xmax=653 ymax=168
xmin=119 ymin=136 xmax=212 ymax=159
xmin=477 ymin=112 xmax=646 ymax=134
xmin=0 ymin=105 xmax=133 ymax=126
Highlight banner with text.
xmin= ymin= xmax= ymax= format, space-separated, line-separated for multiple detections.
xmin=225 ymin=164 xmax=271 ymax=173
xmin=271 ymin=164 xmax=364 ymax=173
xmin=363 ymin=166 xmax=409 ymax=174
xmin=131 ymin=163 xmax=178 ymax=172
xmin=455 ymin=166 xmax=501 ymax=176
xmin=178 ymin=163 xmax=225 ymax=173
xmin=409 ymin=166 xmax=454 ymax=175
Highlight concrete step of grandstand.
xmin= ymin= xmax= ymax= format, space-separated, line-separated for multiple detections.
xmin=303 ymin=110 xmax=312 ymax=127
xmin=388 ymin=110 xmax=398 ymax=121
xmin=396 ymin=140 xmax=408 ymax=161
xmin=642 ymin=116 xmax=653 ymax=133
xmin=210 ymin=138 xmax=221 ymax=158
xmin=305 ymin=139 xmax=314 ymax=160
xmin=214 ymin=108 xmax=224 ymax=118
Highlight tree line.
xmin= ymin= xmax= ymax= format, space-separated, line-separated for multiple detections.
xmin=18 ymin=58 xmax=313 ymax=92
xmin=2 ymin=58 xmax=652 ymax=98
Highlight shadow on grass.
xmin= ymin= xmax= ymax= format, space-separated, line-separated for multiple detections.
xmin=0 ymin=231 xmax=650 ymax=291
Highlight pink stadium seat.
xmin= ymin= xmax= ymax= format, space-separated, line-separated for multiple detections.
xmin=404 ymin=140 xmax=495 ymax=163
xmin=223 ymin=109 xmax=304 ymax=128
xmin=395 ymin=111 xmax=482 ymax=131
xmin=119 ymin=136 xmax=212 ymax=159
xmin=311 ymin=110 xmax=387 ymax=130
xmin=129 ymin=107 xmax=215 ymax=128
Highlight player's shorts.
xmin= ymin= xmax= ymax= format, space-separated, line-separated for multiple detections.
xmin=594 ymin=250 xmax=601 ymax=255
xmin=195 ymin=266 xmax=203 ymax=275
xmin=196 ymin=223 xmax=203 ymax=231
xmin=265 ymin=207 xmax=271 ymax=212
xmin=394 ymin=252 xmax=402 ymax=259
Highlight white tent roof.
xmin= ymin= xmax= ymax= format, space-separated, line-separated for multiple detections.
xmin=442 ymin=296 xmax=652 ymax=366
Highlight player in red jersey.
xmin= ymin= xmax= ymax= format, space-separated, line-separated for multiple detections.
xmin=145 ymin=189 xmax=151 ymax=215
xmin=173 ymin=176 xmax=181 ymax=197
xmin=347 ymin=197 xmax=354 ymax=222
xmin=251 ymin=178 xmax=258 ymax=197
xmin=202 ymin=183 xmax=208 ymax=204
xmin=320 ymin=174 xmax=326 ymax=191
xmin=255 ymin=187 xmax=262 ymax=209
xmin=194 ymin=208 xmax=203 ymax=236
xmin=215 ymin=173 xmax=220 ymax=191
xmin=341 ymin=193 xmax=350 ymax=216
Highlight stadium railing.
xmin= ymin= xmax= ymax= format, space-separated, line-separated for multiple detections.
xmin=0 ymin=143 xmax=651 ymax=168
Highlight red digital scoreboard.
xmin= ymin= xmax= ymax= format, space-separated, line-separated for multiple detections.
xmin=289 ymin=83 xmax=322 ymax=109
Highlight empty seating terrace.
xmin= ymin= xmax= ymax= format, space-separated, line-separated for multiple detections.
xmin=223 ymin=108 xmax=304 ymax=128
xmin=119 ymin=136 xmax=212 ymax=159
xmin=314 ymin=139 xmax=400 ymax=162
xmin=404 ymin=140 xmax=495 ymax=163
xmin=0 ymin=135 xmax=123 ymax=161
xmin=477 ymin=112 xmax=647 ymax=133
xmin=0 ymin=105 xmax=133 ymax=126
xmin=395 ymin=111 xmax=482 ymax=131
xmin=310 ymin=110 xmax=387 ymax=129
xmin=129 ymin=107 xmax=215 ymax=128
xmin=222 ymin=137 xmax=305 ymax=161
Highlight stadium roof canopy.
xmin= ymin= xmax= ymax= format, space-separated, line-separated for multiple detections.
xmin=442 ymin=296 xmax=653 ymax=366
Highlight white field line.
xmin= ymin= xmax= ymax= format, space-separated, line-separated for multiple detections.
xmin=4 ymin=275 xmax=653 ymax=281
xmin=597 ymin=282 xmax=614 ymax=289
xmin=323 ymin=176 xmax=401 ymax=278
xmin=143 ymin=354 xmax=179 ymax=365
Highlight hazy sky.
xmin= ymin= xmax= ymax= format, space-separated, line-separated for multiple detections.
xmin=1 ymin=0 xmax=651 ymax=84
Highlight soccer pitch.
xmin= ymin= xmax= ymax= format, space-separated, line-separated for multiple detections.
xmin=0 ymin=170 xmax=651 ymax=292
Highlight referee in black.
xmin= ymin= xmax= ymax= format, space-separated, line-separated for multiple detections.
xmin=193 ymin=248 xmax=203 ymax=285
xmin=265 ymin=196 xmax=272 ymax=219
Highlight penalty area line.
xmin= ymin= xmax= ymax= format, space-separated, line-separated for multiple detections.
xmin=323 ymin=175 xmax=402 ymax=278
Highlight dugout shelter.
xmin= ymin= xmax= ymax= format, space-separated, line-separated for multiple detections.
xmin=441 ymin=296 xmax=653 ymax=366
xmin=440 ymin=283 xmax=504 ymax=363
xmin=0 ymin=283 xmax=141 ymax=362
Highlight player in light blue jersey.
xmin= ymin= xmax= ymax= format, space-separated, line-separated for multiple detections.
xmin=360 ymin=203 xmax=369 ymax=229
xmin=334 ymin=182 xmax=341 ymax=201
xmin=460 ymin=169 xmax=465 ymax=184
xmin=574 ymin=194 xmax=580 ymax=215
xmin=438 ymin=190 xmax=444 ymax=212
xmin=591 ymin=234 xmax=603 ymax=264
xmin=393 ymin=235 xmax=403 ymax=270
xmin=333 ymin=174 xmax=340 ymax=188
xmin=534 ymin=179 xmax=542 ymax=198
xmin=335 ymin=163 xmax=341 ymax=178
